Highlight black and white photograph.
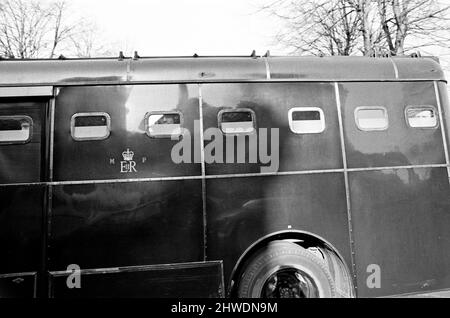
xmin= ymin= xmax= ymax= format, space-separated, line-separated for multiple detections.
xmin=0 ymin=0 xmax=450 ymax=305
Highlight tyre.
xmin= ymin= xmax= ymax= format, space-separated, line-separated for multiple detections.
xmin=317 ymin=247 xmax=355 ymax=298
xmin=237 ymin=240 xmax=336 ymax=298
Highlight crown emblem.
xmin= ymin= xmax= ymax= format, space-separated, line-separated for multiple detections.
xmin=122 ymin=148 xmax=134 ymax=161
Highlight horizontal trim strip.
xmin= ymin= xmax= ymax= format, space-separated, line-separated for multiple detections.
xmin=0 ymin=79 xmax=446 ymax=88
xmin=0 ymin=271 xmax=37 ymax=278
xmin=0 ymin=163 xmax=447 ymax=187
xmin=205 ymin=168 xmax=345 ymax=179
xmin=0 ymin=86 xmax=53 ymax=97
xmin=347 ymin=163 xmax=448 ymax=172
xmin=49 ymin=260 xmax=223 ymax=277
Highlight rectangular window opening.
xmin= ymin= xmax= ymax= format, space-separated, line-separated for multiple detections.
xmin=145 ymin=111 xmax=183 ymax=138
xmin=219 ymin=109 xmax=256 ymax=134
xmin=406 ymin=106 xmax=438 ymax=128
xmin=288 ymin=107 xmax=325 ymax=134
xmin=355 ymin=107 xmax=388 ymax=131
xmin=0 ymin=116 xmax=32 ymax=144
xmin=71 ymin=112 xmax=111 ymax=141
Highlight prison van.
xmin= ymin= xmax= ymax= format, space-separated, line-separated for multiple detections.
xmin=0 ymin=55 xmax=449 ymax=298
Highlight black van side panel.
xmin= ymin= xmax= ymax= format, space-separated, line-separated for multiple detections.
xmin=50 ymin=84 xmax=204 ymax=271
xmin=206 ymin=173 xmax=352 ymax=287
xmin=350 ymin=167 xmax=450 ymax=297
xmin=201 ymin=82 xmax=352 ymax=289
xmin=201 ymin=82 xmax=343 ymax=174
xmin=53 ymin=84 xmax=201 ymax=181
xmin=340 ymin=82 xmax=445 ymax=168
xmin=0 ymin=185 xmax=44 ymax=274
xmin=0 ymin=101 xmax=46 ymax=183
xmin=340 ymin=82 xmax=450 ymax=296
xmin=204 ymin=81 xmax=450 ymax=296
xmin=0 ymin=100 xmax=47 ymax=297
xmin=49 ymin=180 xmax=204 ymax=271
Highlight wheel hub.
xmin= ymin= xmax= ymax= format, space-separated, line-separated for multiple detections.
xmin=262 ymin=268 xmax=320 ymax=298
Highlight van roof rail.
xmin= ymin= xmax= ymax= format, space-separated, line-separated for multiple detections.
xmin=0 ymin=51 xmax=442 ymax=63
xmin=0 ymin=53 xmax=274 ymax=62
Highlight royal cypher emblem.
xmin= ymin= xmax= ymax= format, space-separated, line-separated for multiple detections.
xmin=120 ymin=148 xmax=137 ymax=173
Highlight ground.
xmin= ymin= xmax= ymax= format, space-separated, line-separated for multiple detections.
xmin=402 ymin=290 xmax=450 ymax=298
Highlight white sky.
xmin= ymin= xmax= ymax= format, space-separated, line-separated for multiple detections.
xmin=68 ymin=0 xmax=282 ymax=56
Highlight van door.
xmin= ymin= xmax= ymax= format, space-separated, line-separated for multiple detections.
xmin=0 ymin=99 xmax=47 ymax=183
xmin=0 ymin=86 xmax=52 ymax=297
xmin=49 ymin=84 xmax=204 ymax=296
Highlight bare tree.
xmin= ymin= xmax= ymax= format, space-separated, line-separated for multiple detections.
xmin=376 ymin=0 xmax=450 ymax=55
xmin=0 ymin=0 xmax=52 ymax=58
xmin=263 ymin=0 xmax=362 ymax=56
xmin=48 ymin=0 xmax=78 ymax=58
xmin=261 ymin=0 xmax=450 ymax=56
xmin=69 ymin=21 xmax=115 ymax=58
xmin=347 ymin=0 xmax=385 ymax=56
xmin=0 ymin=0 xmax=106 ymax=59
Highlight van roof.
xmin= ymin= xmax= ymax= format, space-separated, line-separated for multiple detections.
xmin=0 ymin=55 xmax=445 ymax=86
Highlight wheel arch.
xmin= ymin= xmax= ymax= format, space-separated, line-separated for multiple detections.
xmin=228 ymin=229 xmax=355 ymax=297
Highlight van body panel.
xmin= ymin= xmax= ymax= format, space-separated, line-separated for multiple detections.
xmin=0 ymin=273 xmax=37 ymax=298
xmin=393 ymin=58 xmax=444 ymax=80
xmin=48 ymin=180 xmax=204 ymax=271
xmin=206 ymin=173 xmax=352 ymax=287
xmin=49 ymin=261 xmax=224 ymax=298
xmin=0 ymin=185 xmax=44 ymax=274
xmin=53 ymin=84 xmax=201 ymax=181
xmin=130 ymin=58 xmax=267 ymax=81
xmin=269 ymin=56 xmax=397 ymax=80
xmin=0 ymin=59 xmax=128 ymax=86
xmin=201 ymin=82 xmax=343 ymax=174
xmin=350 ymin=167 xmax=450 ymax=297
xmin=0 ymin=100 xmax=46 ymax=183
xmin=340 ymin=82 xmax=446 ymax=168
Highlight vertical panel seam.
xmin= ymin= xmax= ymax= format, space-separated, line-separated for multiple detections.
xmin=198 ymin=84 xmax=207 ymax=261
xmin=263 ymin=57 xmax=271 ymax=80
xmin=389 ymin=58 xmax=399 ymax=79
xmin=49 ymin=93 xmax=56 ymax=182
xmin=434 ymin=81 xmax=450 ymax=184
xmin=44 ymin=91 xmax=56 ymax=297
xmin=33 ymin=273 xmax=37 ymax=298
xmin=126 ymin=59 xmax=132 ymax=82
xmin=334 ymin=82 xmax=358 ymax=294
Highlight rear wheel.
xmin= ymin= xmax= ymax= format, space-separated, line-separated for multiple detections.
xmin=237 ymin=241 xmax=336 ymax=298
